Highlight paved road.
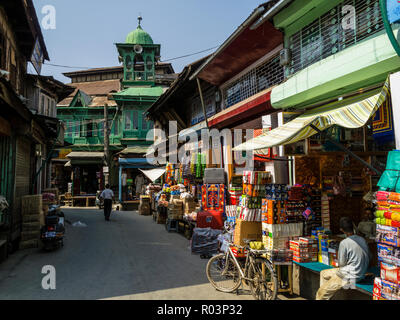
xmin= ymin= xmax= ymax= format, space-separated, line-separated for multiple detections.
xmin=0 ymin=208 xmax=257 ymax=300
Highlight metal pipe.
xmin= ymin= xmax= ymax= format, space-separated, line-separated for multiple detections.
xmin=380 ymin=0 xmax=400 ymax=58
xmin=309 ymin=124 xmax=382 ymax=175
xmin=250 ymin=0 xmax=293 ymax=30
xmin=196 ymin=77 xmax=209 ymax=130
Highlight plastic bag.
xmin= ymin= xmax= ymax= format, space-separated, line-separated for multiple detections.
xmin=72 ymin=221 xmax=87 ymax=228
xmin=191 ymin=228 xmax=222 ymax=255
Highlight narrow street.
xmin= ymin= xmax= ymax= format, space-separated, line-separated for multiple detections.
xmin=0 ymin=208 xmax=254 ymax=300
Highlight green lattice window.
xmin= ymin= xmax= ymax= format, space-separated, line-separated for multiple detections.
xmin=287 ymin=0 xmax=383 ymax=76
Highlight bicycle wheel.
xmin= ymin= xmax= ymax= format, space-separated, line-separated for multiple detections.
xmin=248 ymin=258 xmax=278 ymax=300
xmin=206 ymin=253 xmax=241 ymax=293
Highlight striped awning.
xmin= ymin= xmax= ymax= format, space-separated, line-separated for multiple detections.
xmin=233 ymin=79 xmax=390 ymax=154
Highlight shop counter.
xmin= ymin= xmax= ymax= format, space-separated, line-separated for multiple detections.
xmin=292 ymin=261 xmax=378 ymax=300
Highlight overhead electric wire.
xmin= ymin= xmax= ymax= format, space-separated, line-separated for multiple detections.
xmin=42 ymin=44 xmax=221 ymax=69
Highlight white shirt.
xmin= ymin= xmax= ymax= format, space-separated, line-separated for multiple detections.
xmin=100 ymin=189 xmax=114 ymax=200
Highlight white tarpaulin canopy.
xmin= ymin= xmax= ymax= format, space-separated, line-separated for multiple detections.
xmin=139 ymin=168 xmax=166 ymax=182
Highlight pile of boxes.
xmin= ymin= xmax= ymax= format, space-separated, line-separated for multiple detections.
xmin=167 ymin=199 xmax=184 ymax=220
xmin=262 ymin=223 xmax=303 ymax=251
xmin=262 ymin=199 xmax=286 ymax=225
xmin=289 ymin=237 xmax=318 ymax=263
xmin=233 ymin=219 xmax=262 ymax=247
xmin=373 ymin=191 xmax=400 ymax=300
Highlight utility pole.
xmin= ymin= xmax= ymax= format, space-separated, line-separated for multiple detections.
xmin=104 ymin=103 xmax=110 ymax=186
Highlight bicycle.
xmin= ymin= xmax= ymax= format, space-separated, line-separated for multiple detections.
xmin=206 ymin=238 xmax=278 ymax=300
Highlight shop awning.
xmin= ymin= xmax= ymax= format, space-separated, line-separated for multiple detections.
xmin=118 ymin=158 xmax=156 ymax=169
xmin=139 ymin=168 xmax=166 ymax=182
xmin=66 ymin=152 xmax=105 ymax=165
xmin=67 ymin=152 xmax=104 ymax=158
xmin=118 ymin=146 xmax=150 ymax=155
xmin=233 ymin=80 xmax=390 ymax=154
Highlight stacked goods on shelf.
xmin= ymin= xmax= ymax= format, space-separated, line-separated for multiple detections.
xmin=322 ymin=176 xmax=334 ymax=198
xmin=239 ymin=171 xmax=271 ymax=222
xmin=286 ymin=185 xmax=306 ymax=224
xmin=374 ymin=190 xmax=400 ymax=300
xmin=312 ymin=228 xmax=330 ymax=264
xmin=229 ymin=186 xmax=242 ymax=206
xmin=168 ymin=199 xmax=184 ymax=220
xmin=139 ymin=195 xmax=151 ymax=216
xmin=309 ymin=189 xmax=322 ymax=230
xmin=262 ymin=199 xmax=286 ymax=225
xmin=289 ymin=237 xmax=318 ymax=263
xmin=165 ymin=163 xmax=174 ymax=185
xmin=266 ymin=184 xmax=288 ymax=201
xmin=229 ymin=175 xmax=243 ymax=206
xmin=20 ymin=195 xmax=44 ymax=249
xmin=225 ymin=205 xmax=237 ymax=225
xmin=262 ymin=223 xmax=303 ymax=250
xmin=190 ymin=152 xmax=206 ymax=180
xmin=320 ymin=238 xmax=331 ymax=265
xmin=321 ymin=193 xmax=330 ymax=230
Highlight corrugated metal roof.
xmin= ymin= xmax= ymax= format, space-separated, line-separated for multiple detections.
xmin=112 ymin=86 xmax=163 ymax=98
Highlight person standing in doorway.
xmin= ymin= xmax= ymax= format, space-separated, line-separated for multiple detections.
xmin=100 ymin=184 xmax=114 ymax=221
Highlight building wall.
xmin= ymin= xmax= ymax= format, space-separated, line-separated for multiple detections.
xmin=0 ymin=7 xmax=27 ymax=96
xmin=271 ymin=0 xmax=400 ymax=109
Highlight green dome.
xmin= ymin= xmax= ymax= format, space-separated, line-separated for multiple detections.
xmin=125 ymin=25 xmax=154 ymax=45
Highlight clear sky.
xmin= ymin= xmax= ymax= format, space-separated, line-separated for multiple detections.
xmin=31 ymin=0 xmax=266 ymax=83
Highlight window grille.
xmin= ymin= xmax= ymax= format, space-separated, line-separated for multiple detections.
xmin=287 ymin=0 xmax=384 ymax=76
xmin=223 ymin=55 xmax=283 ymax=109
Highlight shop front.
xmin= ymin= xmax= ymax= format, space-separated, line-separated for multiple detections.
xmin=66 ymin=152 xmax=105 ymax=197
xmin=118 ymin=157 xmax=157 ymax=209
xmin=229 ymin=75 xmax=397 ymax=299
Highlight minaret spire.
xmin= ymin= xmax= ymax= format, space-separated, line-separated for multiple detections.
xmin=138 ymin=15 xmax=142 ymax=28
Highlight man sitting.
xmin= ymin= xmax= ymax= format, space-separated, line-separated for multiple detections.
xmin=316 ymin=217 xmax=371 ymax=300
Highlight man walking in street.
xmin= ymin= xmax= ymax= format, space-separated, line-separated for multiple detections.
xmin=100 ymin=184 xmax=114 ymax=221
xmin=316 ymin=217 xmax=371 ymax=300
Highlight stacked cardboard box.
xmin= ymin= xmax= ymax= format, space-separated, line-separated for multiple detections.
xmin=290 ymin=237 xmax=318 ymax=263
xmin=233 ymin=219 xmax=262 ymax=247
xmin=262 ymin=222 xmax=303 ymax=251
xmin=261 ymin=199 xmax=286 ymax=225
xmin=20 ymin=195 xmax=44 ymax=249
xmin=139 ymin=196 xmax=151 ymax=216
xmin=183 ymin=198 xmax=196 ymax=214
xmin=168 ymin=199 xmax=184 ymax=220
